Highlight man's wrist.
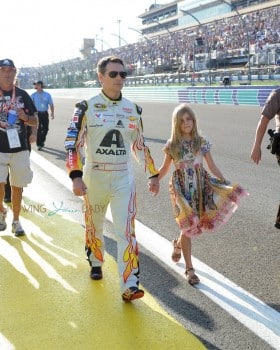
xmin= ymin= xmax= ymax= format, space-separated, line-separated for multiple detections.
xmin=69 ymin=170 xmax=83 ymax=179
xmin=149 ymin=174 xmax=159 ymax=179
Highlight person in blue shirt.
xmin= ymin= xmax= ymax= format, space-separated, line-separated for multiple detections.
xmin=31 ymin=80 xmax=54 ymax=150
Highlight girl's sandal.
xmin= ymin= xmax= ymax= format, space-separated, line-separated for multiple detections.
xmin=185 ymin=268 xmax=200 ymax=285
xmin=171 ymin=239 xmax=182 ymax=262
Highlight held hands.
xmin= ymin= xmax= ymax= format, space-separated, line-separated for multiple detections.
xmin=72 ymin=177 xmax=87 ymax=196
xmin=148 ymin=177 xmax=160 ymax=196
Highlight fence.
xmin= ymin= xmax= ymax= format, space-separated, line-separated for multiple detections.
xmin=40 ymin=85 xmax=278 ymax=107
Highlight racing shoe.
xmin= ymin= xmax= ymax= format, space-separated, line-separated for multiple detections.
xmin=12 ymin=220 xmax=25 ymax=237
xmin=4 ymin=196 xmax=11 ymax=204
xmin=90 ymin=266 xmax=103 ymax=280
xmin=0 ymin=209 xmax=7 ymax=231
xmin=122 ymin=287 xmax=144 ymax=301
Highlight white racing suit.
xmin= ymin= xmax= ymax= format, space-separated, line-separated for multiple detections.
xmin=65 ymin=91 xmax=158 ymax=292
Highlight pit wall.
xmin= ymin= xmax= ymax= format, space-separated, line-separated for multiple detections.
xmin=122 ymin=85 xmax=279 ymax=106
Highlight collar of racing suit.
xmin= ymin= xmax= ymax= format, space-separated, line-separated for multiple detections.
xmin=101 ymin=90 xmax=122 ymax=102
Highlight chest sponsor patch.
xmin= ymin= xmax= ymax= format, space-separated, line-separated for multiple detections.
xmin=116 ymin=120 xmax=124 ymax=128
xmin=94 ymin=103 xmax=107 ymax=109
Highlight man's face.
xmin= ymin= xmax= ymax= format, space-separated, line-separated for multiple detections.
xmin=34 ymin=83 xmax=43 ymax=90
xmin=98 ymin=62 xmax=126 ymax=97
xmin=0 ymin=67 xmax=16 ymax=89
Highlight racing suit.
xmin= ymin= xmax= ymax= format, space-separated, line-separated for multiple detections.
xmin=65 ymin=91 xmax=158 ymax=291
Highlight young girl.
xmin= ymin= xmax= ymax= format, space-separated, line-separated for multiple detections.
xmin=158 ymin=104 xmax=248 ymax=285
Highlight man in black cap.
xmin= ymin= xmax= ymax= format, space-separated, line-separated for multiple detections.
xmin=0 ymin=58 xmax=37 ymax=236
xmin=31 ymin=80 xmax=54 ymax=150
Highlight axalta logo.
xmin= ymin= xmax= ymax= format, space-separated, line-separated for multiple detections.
xmin=96 ymin=149 xmax=126 ymax=155
xmin=94 ymin=103 xmax=107 ymax=109
xmin=96 ymin=129 xmax=126 ymax=156
xmin=116 ymin=120 xmax=124 ymax=128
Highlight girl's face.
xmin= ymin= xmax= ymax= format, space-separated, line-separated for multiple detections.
xmin=180 ymin=113 xmax=194 ymax=137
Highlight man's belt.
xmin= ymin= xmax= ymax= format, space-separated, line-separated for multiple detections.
xmin=92 ymin=162 xmax=128 ymax=171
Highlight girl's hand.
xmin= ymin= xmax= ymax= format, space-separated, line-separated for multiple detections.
xmin=148 ymin=177 xmax=160 ymax=196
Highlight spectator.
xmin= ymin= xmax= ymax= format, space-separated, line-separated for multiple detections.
xmin=0 ymin=58 xmax=37 ymax=236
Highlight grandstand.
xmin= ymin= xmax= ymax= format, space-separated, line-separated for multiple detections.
xmin=17 ymin=0 xmax=279 ymax=88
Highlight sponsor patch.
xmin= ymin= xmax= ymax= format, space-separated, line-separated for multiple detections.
xmin=122 ymin=107 xmax=133 ymax=113
xmin=116 ymin=120 xmax=124 ymax=128
xmin=128 ymin=123 xmax=136 ymax=129
xmin=94 ymin=103 xmax=107 ymax=109
xmin=103 ymin=115 xmax=115 ymax=123
xmin=128 ymin=116 xmax=137 ymax=121
xmin=72 ymin=116 xmax=79 ymax=123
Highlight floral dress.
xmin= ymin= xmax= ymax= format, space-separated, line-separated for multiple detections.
xmin=164 ymin=138 xmax=248 ymax=237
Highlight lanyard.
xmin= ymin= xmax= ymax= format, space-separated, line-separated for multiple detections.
xmin=0 ymin=85 xmax=16 ymax=112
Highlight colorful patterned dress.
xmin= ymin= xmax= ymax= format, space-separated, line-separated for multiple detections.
xmin=164 ymin=137 xmax=248 ymax=237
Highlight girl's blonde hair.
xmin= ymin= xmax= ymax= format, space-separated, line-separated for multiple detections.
xmin=168 ymin=103 xmax=202 ymax=161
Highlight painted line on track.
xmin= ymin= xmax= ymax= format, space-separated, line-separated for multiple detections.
xmin=31 ymin=151 xmax=280 ymax=350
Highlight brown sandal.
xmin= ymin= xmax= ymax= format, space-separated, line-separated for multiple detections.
xmin=171 ymin=239 xmax=182 ymax=262
xmin=185 ymin=268 xmax=200 ymax=285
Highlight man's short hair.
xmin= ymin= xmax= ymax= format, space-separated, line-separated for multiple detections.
xmin=97 ymin=56 xmax=124 ymax=74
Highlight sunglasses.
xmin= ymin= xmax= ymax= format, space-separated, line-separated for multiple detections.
xmin=107 ymin=71 xmax=127 ymax=79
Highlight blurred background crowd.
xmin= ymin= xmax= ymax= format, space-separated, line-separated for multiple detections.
xmin=18 ymin=1 xmax=279 ymax=88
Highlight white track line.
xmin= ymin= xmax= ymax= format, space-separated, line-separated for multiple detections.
xmin=30 ymin=151 xmax=280 ymax=349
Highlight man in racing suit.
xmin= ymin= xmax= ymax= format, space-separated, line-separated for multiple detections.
xmin=251 ymin=87 xmax=280 ymax=228
xmin=65 ymin=56 xmax=159 ymax=301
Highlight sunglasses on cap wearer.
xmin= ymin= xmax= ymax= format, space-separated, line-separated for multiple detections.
xmin=107 ymin=71 xmax=127 ymax=79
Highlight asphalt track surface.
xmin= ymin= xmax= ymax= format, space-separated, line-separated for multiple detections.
xmin=1 ymin=94 xmax=280 ymax=350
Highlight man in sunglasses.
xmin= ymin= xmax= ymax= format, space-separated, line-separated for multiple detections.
xmin=65 ymin=56 xmax=159 ymax=301
xmin=0 ymin=58 xmax=37 ymax=236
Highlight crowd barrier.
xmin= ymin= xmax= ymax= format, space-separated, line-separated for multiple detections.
xmin=41 ymin=85 xmax=279 ymax=107
xmin=122 ymin=85 xmax=278 ymax=106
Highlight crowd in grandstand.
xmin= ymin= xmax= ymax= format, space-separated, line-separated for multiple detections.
xmin=19 ymin=4 xmax=279 ymax=87
xmin=111 ymin=4 xmax=280 ymax=72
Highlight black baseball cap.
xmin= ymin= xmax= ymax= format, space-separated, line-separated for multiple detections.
xmin=33 ymin=80 xmax=44 ymax=86
xmin=0 ymin=59 xmax=15 ymax=68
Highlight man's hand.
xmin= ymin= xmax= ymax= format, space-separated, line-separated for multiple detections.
xmin=17 ymin=109 xmax=29 ymax=122
xmin=29 ymin=133 xmax=37 ymax=144
xmin=148 ymin=176 xmax=159 ymax=196
xmin=72 ymin=177 xmax=87 ymax=196
xmin=250 ymin=145 xmax=261 ymax=164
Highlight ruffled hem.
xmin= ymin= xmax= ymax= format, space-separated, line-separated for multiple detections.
xmin=180 ymin=186 xmax=249 ymax=238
